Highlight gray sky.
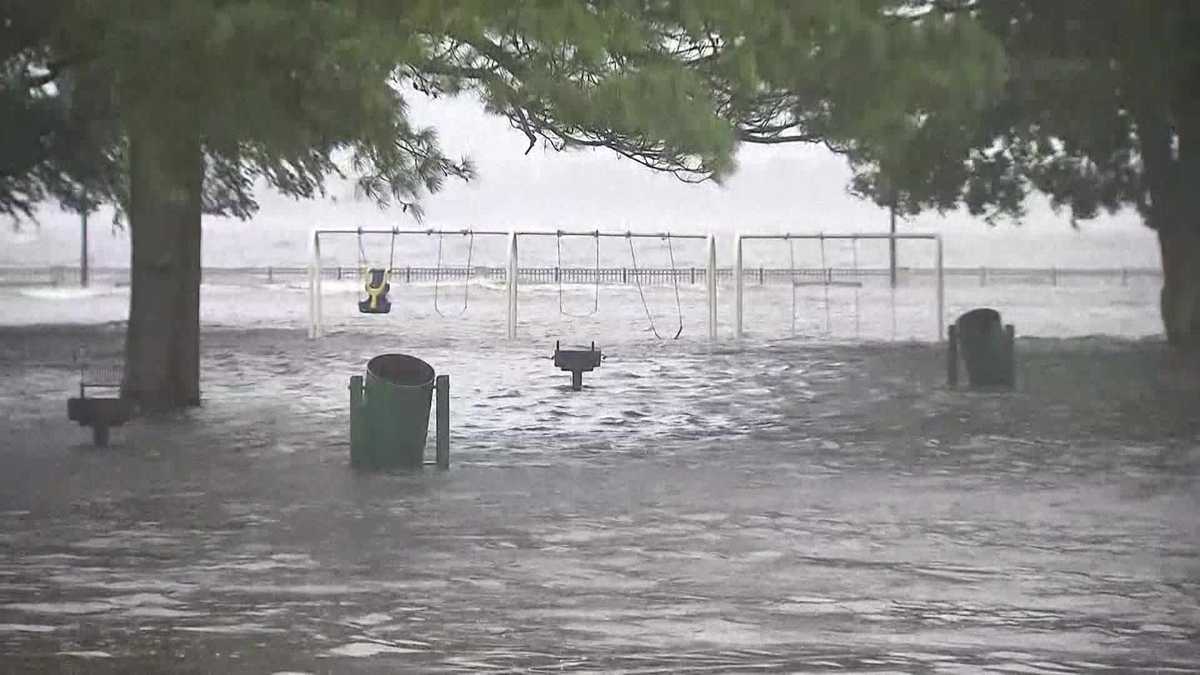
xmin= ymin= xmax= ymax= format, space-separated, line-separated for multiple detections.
xmin=1 ymin=94 xmax=1160 ymax=269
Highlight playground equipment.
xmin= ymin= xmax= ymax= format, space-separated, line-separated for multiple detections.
xmin=506 ymin=230 xmax=712 ymax=341
xmin=786 ymin=234 xmax=866 ymax=336
xmin=66 ymin=352 xmax=133 ymax=447
xmin=553 ymin=340 xmax=603 ymax=391
xmin=626 ymin=232 xmax=684 ymax=339
xmin=735 ymin=232 xmax=945 ymax=342
xmin=349 ymin=353 xmax=450 ymax=470
xmin=434 ymin=229 xmax=474 ymax=317
xmin=557 ymin=230 xmax=600 ymax=318
xmin=357 ymin=228 xmax=395 ymax=314
xmin=947 ymin=308 xmax=1016 ymax=388
xmin=310 ymin=228 xmax=718 ymax=343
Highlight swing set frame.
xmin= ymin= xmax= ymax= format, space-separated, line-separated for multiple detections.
xmin=308 ymin=228 xmax=719 ymax=342
xmin=733 ymin=232 xmax=945 ymax=342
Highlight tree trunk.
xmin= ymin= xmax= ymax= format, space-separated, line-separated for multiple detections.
xmin=1159 ymin=225 xmax=1200 ymax=351
xmin=122 ymin=121 xmax=203 ymax=410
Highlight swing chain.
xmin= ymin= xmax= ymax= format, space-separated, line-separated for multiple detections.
xmin=559 ymin=229 xmax=604 ymax=317
xmin=627 ymin=232 xmax=684 ymax=340
xmin=433 ymin=229 xmax=473 ymax=317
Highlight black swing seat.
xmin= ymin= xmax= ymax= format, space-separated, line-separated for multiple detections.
xmin=359 ymin=268 xmax=392 ymax=314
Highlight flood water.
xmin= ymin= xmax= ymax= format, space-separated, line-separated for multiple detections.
xmin=0 ymin=278 xmax=1198 ymax=673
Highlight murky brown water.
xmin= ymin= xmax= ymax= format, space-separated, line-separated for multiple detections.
xmin=0 ymin=326 xmax=1197 ymax=673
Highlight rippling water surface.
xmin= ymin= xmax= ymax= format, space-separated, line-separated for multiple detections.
xmin=0 ymin=281 xmax=1197 ymax=672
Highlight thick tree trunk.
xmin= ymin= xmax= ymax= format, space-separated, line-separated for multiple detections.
xmin=121 ymin=121 xmax=203 ymax=410
xmin=1159 ymin=225 xmax=1200 ymax=351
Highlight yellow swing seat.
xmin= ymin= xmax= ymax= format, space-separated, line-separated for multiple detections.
xmin=358 ymin=267 xmax=392 ymax=314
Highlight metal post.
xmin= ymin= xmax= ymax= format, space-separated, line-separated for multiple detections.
xmin=889 ymin=203 xmax=897 ymax=289
xmin=706 ymin=234 xmax=717 ymax=343
xmin=308 ymin=230 xmax=321 ymax=338
xmin=349 ymin=375 xmax=366 ymax=467
xmin=506 ymin=232 xmax=518 ymax=340
xmin=315 ymin=232 xmax=324 ymax=338
xmin=80 ymin=209 xmax=89 ymax=288
xmin=435 ymin=374 xmax=450 ymax=469
xmin=935 ymin=235 xmax=945 ymax=342
xmin=947 ymin=324 xmax=958 ymax=387
xmin=735 ymin=234 xmax=744 ymax=341
xmin=1004 ymin=324 xmax=1016 ymax=388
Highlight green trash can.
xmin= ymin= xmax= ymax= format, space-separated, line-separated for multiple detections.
xmin=955 ymin=308 xmax=1014 ymax=388
xmin=350 ymin=354 xmax=436 ymax=470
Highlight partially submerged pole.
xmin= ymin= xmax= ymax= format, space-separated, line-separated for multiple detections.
xmin=889 ymin=202 xmax=897 ymax=289
xmin=80 ymin=209 xmax=89 ymax=288
xmin=435 ymin=374 xmax=449 ymax=469
xmin=1003 ymin=324 xmax=1016 ymax=388
xmin=734 ymin=234 xmax=744 ymax=341
xmin=506 ymin=232 xmax=518 ymax=340
xmin=705 ymin=234 xmax=717 ymax=343
xmin=947 ymin=324 xmax=959 ymax=387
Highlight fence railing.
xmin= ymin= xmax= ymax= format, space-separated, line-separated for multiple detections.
xmin=0 ymin=265 xmax=1164 ymax=288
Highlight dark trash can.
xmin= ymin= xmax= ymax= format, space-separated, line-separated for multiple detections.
xmin=955 ymin=308 xmax=1014 ymax=388
xmin=350 ymin=354 xmax=436 ymax=469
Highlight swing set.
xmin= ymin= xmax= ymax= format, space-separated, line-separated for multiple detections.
xmin=309 ymin=228 xmax=718 ymax=342
xmin=733 ymin=232 xmax=945 ymax=341
xmin=351 ymin=228 xmax=480 ymax=316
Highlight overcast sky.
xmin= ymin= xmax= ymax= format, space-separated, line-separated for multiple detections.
xmin=1 ymin=94 xmax=1160 ymax=269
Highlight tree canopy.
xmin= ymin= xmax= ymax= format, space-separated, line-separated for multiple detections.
xmin=2 ymin=0 xmax=1006 ymax=222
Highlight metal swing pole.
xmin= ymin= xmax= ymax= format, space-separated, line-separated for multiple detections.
xmin=506 ymin=231 xmax=518 ymax=340
xmin=735 ymin=233 xmax=744 ymax=341
xmin=308 ymin=229 xmax=323 ymax=339
xmin=936 ymin=234 xmax=945 ymax=342
xmin=705 ymin=234 xmax=717 ymax=343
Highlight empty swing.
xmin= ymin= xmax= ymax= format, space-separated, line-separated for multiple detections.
xmin=433 ymin=229 xmax=474 ymax=317
xmin=557 ymin=230 xmax=600 ymax=318
xmin=627 ymin=232 xmax=683 ymax=339
xmin=358 ymin=228 xmax=395 ymax=314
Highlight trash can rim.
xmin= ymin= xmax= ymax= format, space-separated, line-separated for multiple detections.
xmin=366 ymin=353 xmax=436 ymax=389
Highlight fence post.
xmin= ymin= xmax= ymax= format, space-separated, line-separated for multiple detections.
xmin=267 ymin=266 xmax=273 ymax=283
xmin=759 ymin=266 xmax=764 ymax=285
xmin=980 ymin=266 xmax=987 ymax=287
xmin=1121 ymin=267 xmax=1128 ymax=286
xmin=1051 ymin=267 xmax=1058 ymax=286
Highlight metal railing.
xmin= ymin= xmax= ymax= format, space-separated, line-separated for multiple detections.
xmin=0 ymin=265 xmax=1163 ymax=287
